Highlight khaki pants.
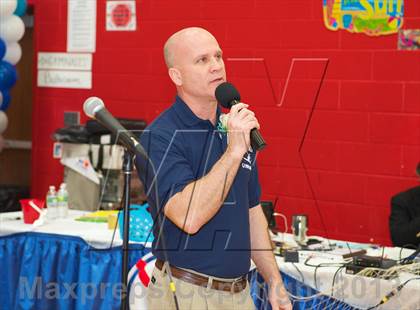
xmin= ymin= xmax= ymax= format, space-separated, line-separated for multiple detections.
xmin=146 ymin=265 xmax=256 ymax=310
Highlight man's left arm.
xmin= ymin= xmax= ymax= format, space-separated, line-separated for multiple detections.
xmin=249 ymin=205 xmax=292 ymax=310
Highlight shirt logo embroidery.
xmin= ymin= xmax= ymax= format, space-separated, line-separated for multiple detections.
xmin=242 ymin=152 xmax=252 ymax=171
xmin=244 ymin=153 xmax=252 ymax=164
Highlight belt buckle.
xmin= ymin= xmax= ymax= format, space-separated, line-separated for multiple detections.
xmin=230 ymin=276 xmax=243 ymax=293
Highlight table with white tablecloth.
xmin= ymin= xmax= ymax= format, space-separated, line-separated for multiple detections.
xmin=252 ymin=233 xmax=419 ymax=310
xmin=0 ymin=211 xmax=418 ymax=309
xmin=0 ymin=210 xmax=153 ymax=309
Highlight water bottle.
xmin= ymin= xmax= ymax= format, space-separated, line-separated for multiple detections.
xmin=57 ymin=183 xmax=69 ymax=218
xmin=46 ymin=185 xmax=58 ymax=220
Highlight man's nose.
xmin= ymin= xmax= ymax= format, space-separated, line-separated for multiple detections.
xmin=210 ymin=57 xmax=223 ymax=72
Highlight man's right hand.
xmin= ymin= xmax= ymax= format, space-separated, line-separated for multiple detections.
xmin=226 ymin=102 xmax=260 ymax=158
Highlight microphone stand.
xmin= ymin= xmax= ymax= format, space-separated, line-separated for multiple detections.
xmin=120 ymin=150 xmax=133 ymax=310
xmin=81 ymin=101 xmax=179 ymax=309
xmin=119 ymin=143 xmax=179 ymax=310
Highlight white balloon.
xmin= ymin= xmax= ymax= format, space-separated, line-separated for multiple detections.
xmin=0 ymin=0 xmax=17 ymax=18
xmin=4 ymin=42 xmax=21 ymax=65
xmin=0 ymin=111 xmax=8 ymax=134
xmin=0 ymin=15 xmax=25 ymax=42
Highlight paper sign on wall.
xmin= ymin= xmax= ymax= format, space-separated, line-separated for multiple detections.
xmin=67 ymin=0 xmax=97 ymax=52
xmin=38 ymin=53 xmax=92 ymax=71
xmin=37 ymin=52 xmax=92 ymax=89
xmin=323 ymin=0 xmax=404 ymax=36
xmin=106 ymin=1 xmax=136 ymax=31
xmin=37 ymin=70 xmax=92 ymax=89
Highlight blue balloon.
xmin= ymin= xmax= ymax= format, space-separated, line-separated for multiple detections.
xmin=14 ymin=0 xmax=27 ymax=17
xmin=0 ymin=89 xmax=11 ymax=111
xmin=0 ymin=39 xmax=5 ymax=60
xmin=0 ymin=61 xmax=17 ymax=90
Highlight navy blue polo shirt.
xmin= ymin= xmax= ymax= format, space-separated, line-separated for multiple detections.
xmin=135 ymin=96 xmax=261 ymax=278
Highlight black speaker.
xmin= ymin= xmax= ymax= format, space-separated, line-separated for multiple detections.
xmin=261 ymin=200 xmax=276 ymax=229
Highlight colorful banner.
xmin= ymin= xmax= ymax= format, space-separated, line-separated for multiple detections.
xmin=323 ymin=0 xmax=404 ymax=36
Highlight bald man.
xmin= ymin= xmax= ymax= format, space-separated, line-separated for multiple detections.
xmin=135 ymin=27 xmax=291 ymax=310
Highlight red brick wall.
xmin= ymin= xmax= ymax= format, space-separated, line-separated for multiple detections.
xmin=31 ymin=0 xmax=420 ymax=245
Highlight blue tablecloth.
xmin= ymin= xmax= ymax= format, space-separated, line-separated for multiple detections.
xmin=0 ymin=232 xmax=356 ymax=309
xmin=249 ymin=270 xmax=357 ymax=310
xmin=0 ymin=232 xmax=150 ymax=310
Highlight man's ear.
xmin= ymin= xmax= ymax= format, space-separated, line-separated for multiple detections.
xmin=168 ymin=68 xmax=182 ymax=86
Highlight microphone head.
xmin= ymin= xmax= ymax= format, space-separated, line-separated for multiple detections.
xmin=83 ymin=97 xmax=104 ymax=118
xmin=215 ymin=82 xmax=241 ymax=108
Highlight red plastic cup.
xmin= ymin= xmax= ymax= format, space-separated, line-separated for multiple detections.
xmin=19 ymin=199 xmax=45 ymax=224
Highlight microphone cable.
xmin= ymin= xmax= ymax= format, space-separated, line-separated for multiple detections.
xmin=136 ymin=132 xmax=180 ymax=310
xmin=297 ymin=59 xmax=332 ymax=249
xmin=366 ymin=277 xmax=420 ymax=310
xmin=86 ymin=129 xmax=181 ymax=310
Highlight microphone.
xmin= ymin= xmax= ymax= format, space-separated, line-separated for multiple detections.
xmin=83 ymin=97 xmax=147 ymax=158
xmin=215 ymin=82 xmax=266 ymax=151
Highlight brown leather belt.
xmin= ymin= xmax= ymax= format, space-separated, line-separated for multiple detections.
xmin=155 ymin=259 xmax=247 ymax=293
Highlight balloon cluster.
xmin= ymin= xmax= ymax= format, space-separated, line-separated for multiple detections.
xmin=0 ymin=0 xmax=26 ymax=136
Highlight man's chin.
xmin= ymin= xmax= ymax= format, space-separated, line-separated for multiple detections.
xmin=208 ymin=85 xmax=219 ymax=98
